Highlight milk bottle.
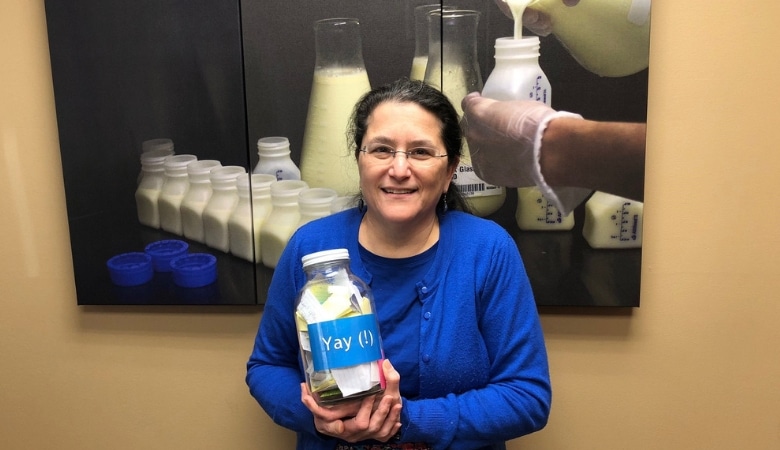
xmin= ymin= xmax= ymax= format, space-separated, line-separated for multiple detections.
xmin=135 ymin=149 xmax=172 ymax=228
xmin=228 ymin=173 xmax=276 ymax=263
xmin=481 ymin=35 xmax=574 ymax=230
xmin=137 ymin=138 xmax=174 ymax=184
xmin=181 ymin=160 xmax=222 ymax=243
xmin=202 ymin=166 xmax=246 ymax=252
xmin=330 ymin=196 xmax=356 ymax=214
xmin=253 ymin=137 xmax=301 ymax=181
xmin=516 ymin=187 xmax=574 ymax=231
xmin=297 ymin=187 xmax=338 ymax=229
xmin=299 ymin=18 xmax=369 ymax=197
xmin=582 ymin=191 xmax=643 ymax=249
xmin=158 ymin=154 xmax=197 ymax=235
xmin=260 ymin=180 xmax=309 ymax=269
xmin=424 ymin=9 xmax=505 ymax=217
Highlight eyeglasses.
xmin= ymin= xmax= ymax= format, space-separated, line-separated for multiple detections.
xmin=359 ymin=143 xmax=448 ymax=166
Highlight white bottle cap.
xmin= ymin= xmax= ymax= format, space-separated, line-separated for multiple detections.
xmin=302 ymin=248 xmax=350 ymax=268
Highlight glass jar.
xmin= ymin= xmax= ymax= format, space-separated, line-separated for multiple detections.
xmin=253 ymin=136 xmax=301 ymax=181
xmin=228 ymin=173 xmax=276 ymax=263
xmin=260 ymin=179 xmax=309 ymax=269
xmin=295 ymin=248 xmax=385 ymax=405
xmin=299 ymin=18 xmax=369 ymax=197
xmin=409 ymin=4 xmax=440 ymax=81
xmin=424 ymin=9 xmax=506 ymax=217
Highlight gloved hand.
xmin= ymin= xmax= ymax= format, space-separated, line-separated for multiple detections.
xmin=461 ymin=92 xmax=591 ymax=215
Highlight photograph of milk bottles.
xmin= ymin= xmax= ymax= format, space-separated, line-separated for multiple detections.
xmin=47 ymin=0 xmax=648 ymax=306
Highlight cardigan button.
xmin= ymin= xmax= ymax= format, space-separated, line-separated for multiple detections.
xmin=422 ymin=354 xmax=431 ymax=363
xmin=424 ymin=311 xmax=431 ymax=320
xmin=420 ymin=286 xmax=429 ymax=294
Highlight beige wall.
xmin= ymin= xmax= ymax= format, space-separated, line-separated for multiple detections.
xmin=2 ymin=1 xmax=779 ymax=449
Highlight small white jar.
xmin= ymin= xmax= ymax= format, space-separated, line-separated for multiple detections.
xmin=181 ymin=160 xmax=222 ymax=243
xmin=135 ymin=149 xmax=172 ymax=228
xmin=297 ymin=187 xmax=338 ymax=229
xmin=260 ymin=179 xmax=309 ymax=268
xmin=253 ymin=136 xmax=301 ymax=181
xmin=202 ymin=166 xmax=246 ymax=252
xmin=228 ymin=173 xmax=276 ymax=263
xmin=158 ymin=154 xmax=197 ymax=235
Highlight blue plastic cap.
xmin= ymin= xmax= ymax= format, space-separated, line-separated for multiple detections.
xmin=107 ymin=252 xmax=154 ymax=286
xmin=170 ymin=253 xmax=217 ymax=288
xmin=144 ymin=239 xmax=189 ymax=272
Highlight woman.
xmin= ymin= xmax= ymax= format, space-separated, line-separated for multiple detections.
xmin=246 ymin=78 xmax=551 ymax=449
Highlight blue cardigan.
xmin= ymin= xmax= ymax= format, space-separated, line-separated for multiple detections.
xmin=246 ymin=209 xmax=551 ymax=450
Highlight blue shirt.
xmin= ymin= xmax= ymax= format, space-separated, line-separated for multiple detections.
xmin=247 ymin=208 xmax=551 ymax=450
xmin=359 ymin=242 xmax=438 ymax=399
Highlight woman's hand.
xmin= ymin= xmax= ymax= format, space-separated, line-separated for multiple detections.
xmin=301 ymin=359 xmax=403 ymax=443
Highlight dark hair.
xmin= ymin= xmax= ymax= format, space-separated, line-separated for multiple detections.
xmin=348 ymin=78 xmax=470 ymax=213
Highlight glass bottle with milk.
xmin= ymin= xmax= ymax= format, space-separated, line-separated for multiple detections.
xmin=203 ymin=166 xmax=246 ymax=253
xmin=299 ymin=18 xmax=370 ymax=197
xmin=158 ymin=154 xmax=197 ymax=235
xmin=260 ymin=180 xmax=309 ymax=269
xmin=253 ymin=137 xmax=301 ymax=181
xmin=424 ymin=9 xmax=506 ymax=218
xmin=135 ymin=149 xmax=173 ymax=228
xmin=228 ymin=173 xmax=276 ymax=263
xmin=503 ymin=0 xmax=651 ymax=77
xmin=481 ymin=36 xmax=574 ymax=231
xmin=409 ymin=4 xmax=440 ymax=81
xmin=181 ymin=160 xmax=222 ymax=243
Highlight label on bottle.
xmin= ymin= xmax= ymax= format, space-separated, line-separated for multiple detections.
xmin=308 ymin=314 xmax=382 ymax=372
xmin=453 ymin=164 xmax=505 ymax=198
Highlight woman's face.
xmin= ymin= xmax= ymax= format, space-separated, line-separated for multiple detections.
xmin=358 ymin=101 xmax=457 ymax=227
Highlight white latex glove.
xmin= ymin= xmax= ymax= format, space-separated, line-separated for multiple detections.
xmin=461 ymin=92 xmax=591 ymax=215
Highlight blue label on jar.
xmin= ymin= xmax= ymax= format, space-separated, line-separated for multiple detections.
xmin=308 ymin=314 xmax=382 ymax=372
